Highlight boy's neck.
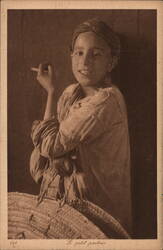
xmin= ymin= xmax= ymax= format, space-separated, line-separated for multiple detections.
xmin=81 ymin=76 xmax=112 ymax=97
xmin=81 ymin=86 xmax=98 ymax=97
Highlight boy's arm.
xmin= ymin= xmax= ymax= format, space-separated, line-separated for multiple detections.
xmin=31 ymin=63 xmax=56 ymax=120
xmin=43 ymin=90 xmax=55 ymax=120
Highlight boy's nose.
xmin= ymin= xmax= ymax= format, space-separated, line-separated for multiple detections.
xmin=83 ymin=53 xmax=93 ymax=66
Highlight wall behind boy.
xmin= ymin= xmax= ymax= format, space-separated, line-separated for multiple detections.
xmin=8 ymin=10 xmax=156 ymax=239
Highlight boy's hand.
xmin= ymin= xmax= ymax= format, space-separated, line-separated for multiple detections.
xmin=31 ymin=63 xmax=54 ymax=94
xmin=52 ymin=157 xmax=73 ymax=177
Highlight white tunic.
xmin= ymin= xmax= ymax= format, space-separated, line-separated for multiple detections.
xmin=30 ymin=83 xmax=132 ymax=233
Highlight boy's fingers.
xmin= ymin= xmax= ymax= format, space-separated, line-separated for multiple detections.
xmin=38 ymin=63 xmax=43 ymax=76
xmin=48 ymin=65 xmax=53 ymax=76
xmin=31 ymin=63 xmax=52 ymax=76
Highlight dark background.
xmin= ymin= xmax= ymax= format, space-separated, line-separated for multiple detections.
xmin=8 ymin=10 xmax=157 ymax=239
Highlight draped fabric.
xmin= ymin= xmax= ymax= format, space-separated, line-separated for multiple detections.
xmin=30 ymin=83 xmax=132 ymax=233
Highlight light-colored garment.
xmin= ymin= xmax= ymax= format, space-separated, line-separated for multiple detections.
xmin=30 ymin=83 xmax=132 ymax=233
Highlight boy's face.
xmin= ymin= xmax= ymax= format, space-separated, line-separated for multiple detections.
xmin=71 ymin=31 xmax=113 ymax=87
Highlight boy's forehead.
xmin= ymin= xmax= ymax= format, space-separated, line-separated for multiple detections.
xmin=74 ymin=31 xmax=111 ymax=51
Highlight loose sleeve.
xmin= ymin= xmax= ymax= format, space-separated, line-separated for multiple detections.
xmin=31 ymin=91 xmax=123 ymax=159
xmin=30 ymin=147 xmax=49 ymax=183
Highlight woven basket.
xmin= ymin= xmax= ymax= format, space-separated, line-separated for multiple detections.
xmin=8 ymin=192 xmax=130 ymax=239
xmin=8 ymin=192 xmax=107 ymax=239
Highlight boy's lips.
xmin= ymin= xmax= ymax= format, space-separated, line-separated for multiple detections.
xmin=78 ymin=69 xmax=92 ymax=77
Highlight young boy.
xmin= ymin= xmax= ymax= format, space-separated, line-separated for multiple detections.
xmin=30 ymin=18 xmax=132 ymax=235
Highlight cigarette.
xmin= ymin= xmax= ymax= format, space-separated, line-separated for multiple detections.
xmin=31 ymin=67 xmax=39 ymax=72
xmin=31 ymin=67 xmax=48 ymax=72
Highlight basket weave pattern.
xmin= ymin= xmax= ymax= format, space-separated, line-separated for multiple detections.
xmin=8 ymin=192 xmax=130 ymax=239
xmin=8 ymin=192 xmax=107 ymax=239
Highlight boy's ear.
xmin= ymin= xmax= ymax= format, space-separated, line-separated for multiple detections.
xmin=70 ymin=50 xmax=74 ymax=57
xmin=108 ymin=56 xmax=118 ymax=72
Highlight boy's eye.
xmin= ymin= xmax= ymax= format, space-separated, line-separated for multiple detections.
xmin=92 ymin=51 xmax=102 ymax=57
xmin=72 ymin=49 xmax=103 ymax=58
xmin=74 ymin=51 xmax=83 ymax=56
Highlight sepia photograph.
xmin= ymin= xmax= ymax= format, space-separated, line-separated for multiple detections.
xmin=0 ymin=1 xmax=162 ymax=250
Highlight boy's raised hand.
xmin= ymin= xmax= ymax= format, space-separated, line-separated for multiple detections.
xmin=31 ymin=63 xmax=55 ymax=94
